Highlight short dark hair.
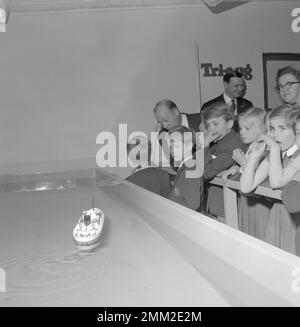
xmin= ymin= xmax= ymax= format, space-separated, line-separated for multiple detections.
xmin=223 ymin=70 xmax=243 ymax=83
xmin=201 ymin=102 xmax=234 ymax=124
xmin=153 ymin=99 xmax=179 ymax=113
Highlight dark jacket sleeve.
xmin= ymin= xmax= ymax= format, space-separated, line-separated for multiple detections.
xmin=159 ymin=172 xmax=171 ymax=197
xmin=203 ymin=135 xmax=245 ymax=180
xmin=126 ymin=169 xmax=171 ymax=197
xmin=203 ymin=146 xmax=235 ymax=180
xmin=281 ymin=181 xmax=300 ymax=214
xmin=167 ymin=166 xmax=202 ymax=210
xmin=178 ymin=175 xmax=202 ymax=210
xmin=200 ymin=95 xmax=224 ymax=112
xmin=167 ymin=178 xmax=202 ymax=210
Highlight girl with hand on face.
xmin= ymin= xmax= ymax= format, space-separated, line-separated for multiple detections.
xmin=281 ymin=112 xmax=300 ymax=213
xmin=222 ymin=107 xmax=266 ymax=181
xmin=221 ymin=107 xmax=270 ymax=240
xmin=241 ymin=105 xmax=300 ymax=254
xmin=280 ymin=111 xmax=300 ymax=256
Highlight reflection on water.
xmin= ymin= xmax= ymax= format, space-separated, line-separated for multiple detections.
xmin=1 ymin=246 xmax=111 ymax=305
xmin=0 ymin=209 xmax=113 ymax=306
xmin=0 ymin=170 xmax=228 ymax=306
xmin=0 ymin=178 xmax=113 ymax=306
xmin=0 ymin=169 xmax=122 ymax=194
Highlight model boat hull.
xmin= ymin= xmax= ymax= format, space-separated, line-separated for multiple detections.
xmin=73 ymin=208 xmax=105 ymax=246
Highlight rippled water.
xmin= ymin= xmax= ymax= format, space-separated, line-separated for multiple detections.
xmin=2 ymin=248 xmax=107 ymax=301
xmin=0 ymin=186 xmax=115 ymax=306
xmin=0 ymin=173 xmax=228 ymax=306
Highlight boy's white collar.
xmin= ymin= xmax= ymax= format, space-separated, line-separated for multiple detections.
xmin=282 ymin=144 xmax=298 ymax=158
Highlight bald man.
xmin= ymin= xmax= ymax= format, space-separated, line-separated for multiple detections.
xmin=152 ymin=99 xmax=201 ymax=169
xmin=154 ymin=99 xmax=201 ymax=133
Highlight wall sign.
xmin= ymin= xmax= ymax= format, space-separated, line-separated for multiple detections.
xmin=201 ymin=63 xmax=253 ymax=80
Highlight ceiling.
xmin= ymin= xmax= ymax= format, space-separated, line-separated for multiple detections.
xmin=4 ymin=0 xmax=284 ymax=13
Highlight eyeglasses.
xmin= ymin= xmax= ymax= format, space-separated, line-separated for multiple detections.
xmin=276 ymin=81 xmax=300 ymax=91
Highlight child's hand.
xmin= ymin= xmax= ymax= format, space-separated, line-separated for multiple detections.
xmin=258 ymin=135 xmax=280 ymax=150
xmin=204 ymin=130 xmax=221 ymax=147
xmin=232 ymin=149 xmax=246 ymax=167
xmin=247 ymin=140 xmax=267 ymax=159
xmin=221 ymin=166 xmax=240 ymax=182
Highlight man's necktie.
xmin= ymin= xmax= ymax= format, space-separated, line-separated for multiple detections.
xmin=230 ymin=99 xmax=237 ymax=116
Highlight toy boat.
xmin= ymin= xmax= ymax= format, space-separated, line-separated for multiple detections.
xmin=73 ymin=206 xmax=105 ymax=246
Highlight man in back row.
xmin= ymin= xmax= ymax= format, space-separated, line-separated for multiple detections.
xmin=154 ymin=99 xmax=201 ymax=133
xmin=152 ymin=99 xmax=201 ymax=169
xmin=201 ymin=70 xmax=253 ymax=116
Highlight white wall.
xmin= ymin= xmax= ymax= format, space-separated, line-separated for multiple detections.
xmin=0 ymin=1 xmax=299 ymax=175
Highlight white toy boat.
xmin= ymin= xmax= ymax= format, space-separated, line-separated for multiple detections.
xmin=73 ymin=206 xmax=105 ymax=246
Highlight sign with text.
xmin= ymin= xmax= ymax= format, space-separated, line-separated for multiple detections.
xmin=201 ymin=63 xmax=253 ymax=80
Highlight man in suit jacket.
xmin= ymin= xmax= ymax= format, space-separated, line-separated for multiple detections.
xmin=153 ymin=99 xmax=201 ymax=133
xmin=201 ymin=70 xmax=253 ymax=116
xmin=166 ymin=126 xmax=203 ymax=210
xmin=152 ymin=99 xmax=201 ymax=170
xmin=126 ymin=167 xmax=171 ymax=197
xmin=126 ymin=137 xmax=171 ymax=197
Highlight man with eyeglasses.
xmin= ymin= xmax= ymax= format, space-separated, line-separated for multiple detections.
xmin=276 ymin=66 xmax=300 ymax=108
